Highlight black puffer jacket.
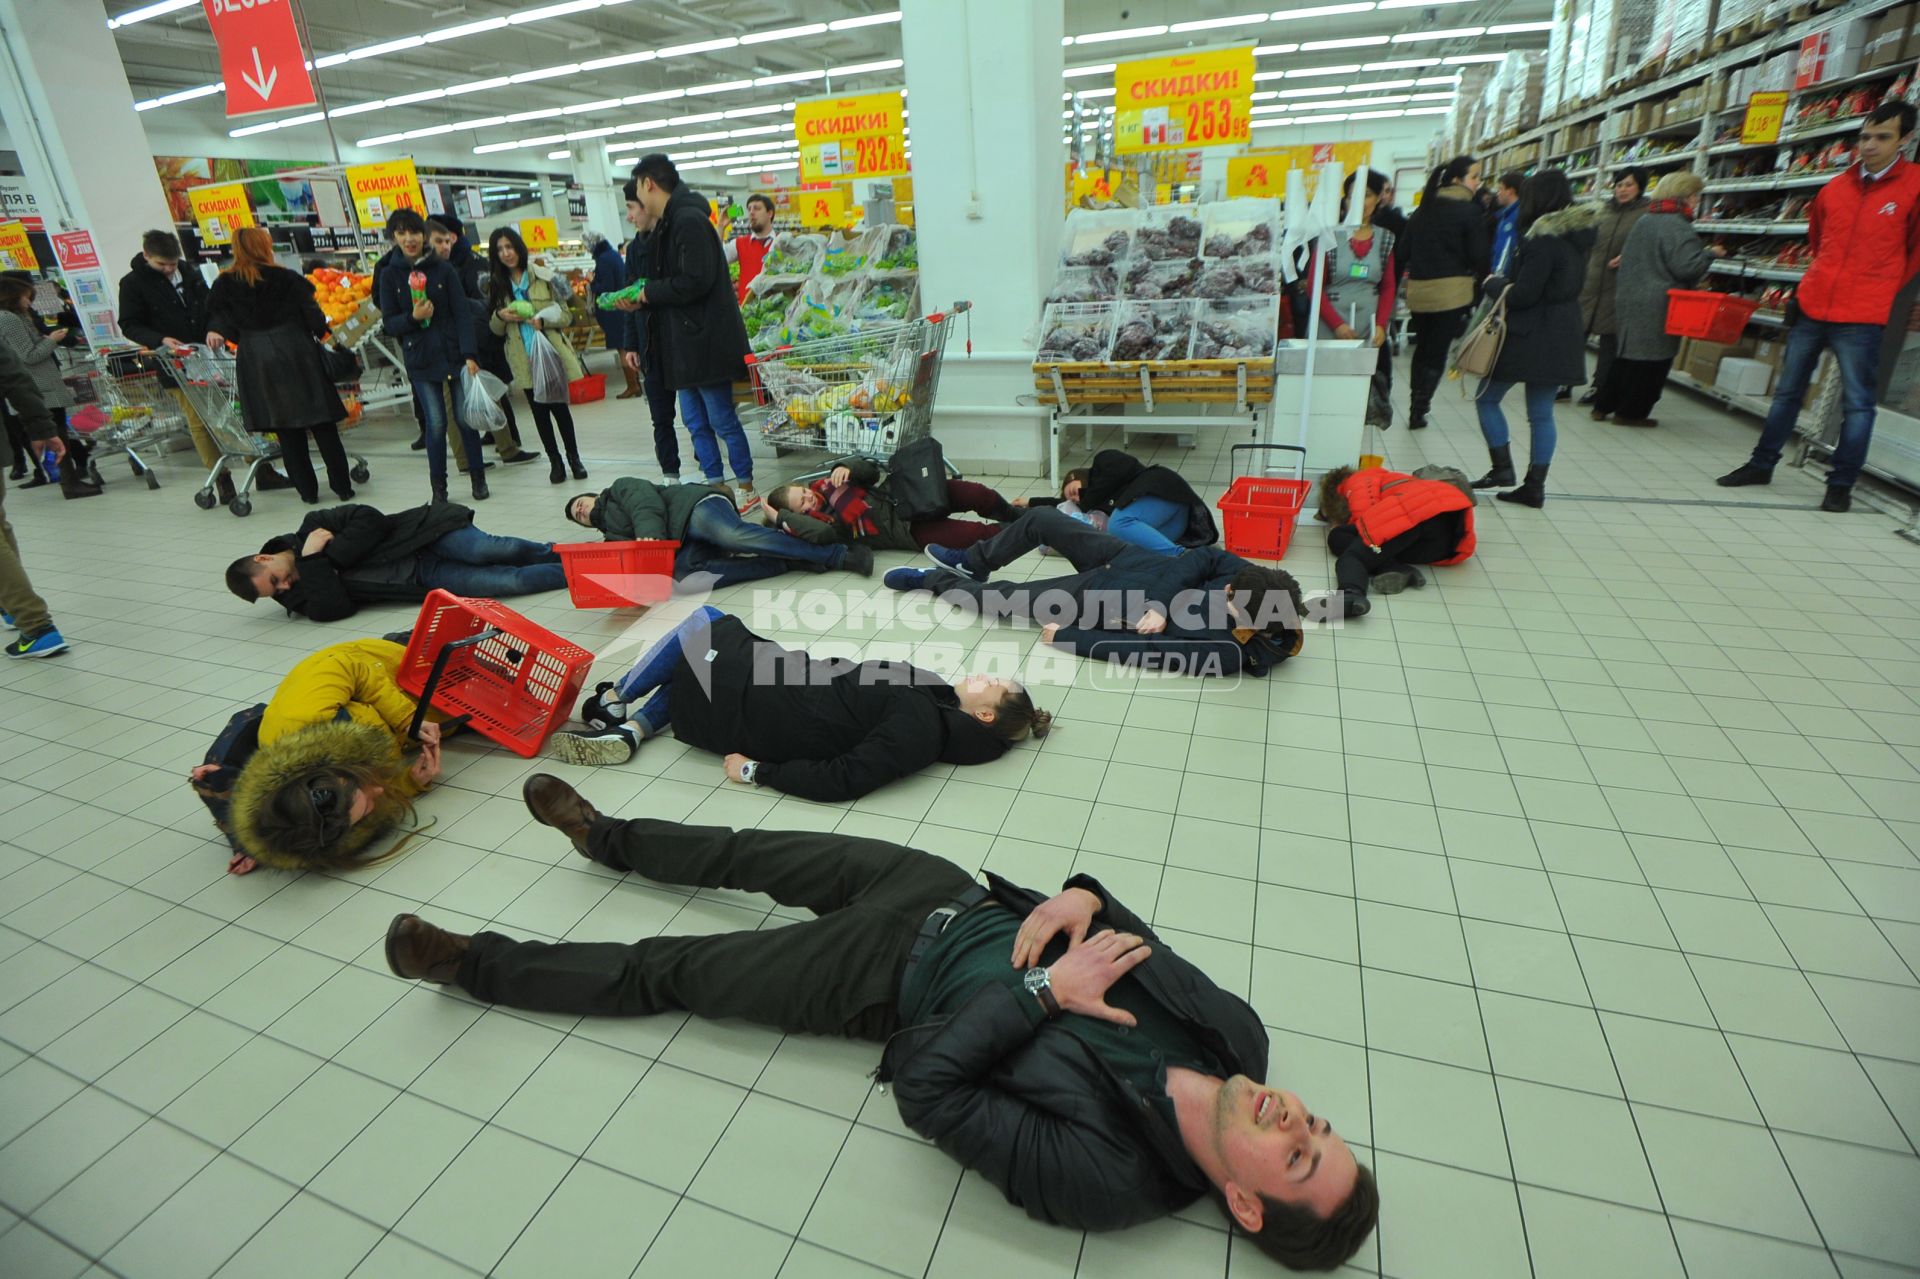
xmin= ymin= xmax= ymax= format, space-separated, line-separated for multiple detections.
xmin=207 ymin=266 xmax=345 ymax=435
xmin=1486 ymin=203 xmax=1602 ymax=388
xmin=666 ymin=615 xmax=1009 ymax=801
xmin=258 ymin=502 xmax=475 ymax=621
xmin=376 ymin=247 xmax=476 ymax=383
xmin=1076 ymin=450 xmax=1218 ymax=547
xmin=645 ymin=186 xmax=750 ymax=390
xmin=1402 ymin=186 xmax=1490 ymax=311
xmin=117 ymin=254 xmax=211 ymax=389
xmin=879 ymin=869 xmax=1269 ymax=1230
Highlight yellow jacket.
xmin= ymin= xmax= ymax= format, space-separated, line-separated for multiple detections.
xmin=259 ymin=639 xmax=437 ymax=797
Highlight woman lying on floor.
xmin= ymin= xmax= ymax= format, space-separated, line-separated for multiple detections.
xmin=1012 ymin=449 xmax=1217 ymax=557
xmin=1312 ymin=465 xmax=1477 ymax=618
xmin=190 ymin=638 xmax=443 ymax=874
xmin=548 ymin=607 xmax=1052 ymax=801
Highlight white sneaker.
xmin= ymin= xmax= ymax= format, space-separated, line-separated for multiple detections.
xmin=547 ymin=725 xmax=639 ymax=766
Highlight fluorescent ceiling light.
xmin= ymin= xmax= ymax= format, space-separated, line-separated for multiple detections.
xmin=1363 ymin=58 xmax=1439 ymax=68
xmin=1415 ymin=75 xmax=1459 ymax=84
xmin=1377 ymin=0 xmax=1473 ymax=6
xmin=1392 ymin=27 xmax=1484 ymax=42
xmin=107 ymin=0 xmax=198 ymax=28
xmin=658 ymin=36 xmax=739 ymax=57
xmin=1487 ymin=21 xmax=1554 ymax=33
xmin=548 ymin=149 xmax=572 ymax=158
xmin=743 ymin=22 xmax=828 ymax=44
xmin=1409 ymin=91 xmax=1456 ymax=101
xmin=830 ymin=59 xmax=905 ymax=76
xmin=383 ymin=89 xmax=445 ymax=107
xmin=1284 ymin=64 xmax=1361 ymax=77
xmin=722 ymin=103 xmax=787 ymax=118
xmin=230 ymin=121 xmax=281 ymax=138
xmin=313 ymin=54 xmax=352 ymax=69
xmin=448 ymin=76 xmax=513 ymax=95
xmin=1345 ymin=109 xmax=1405 ymax=119
xmin=581 ymin=51 xmax=657 ymax=71
xmin=1255 ymin=43 xmax=1302 ymax=55
xmin=1302 ymin=36 xmax=1389 ymax=49
xmin=1270 ymin=4 xmax=1374 ymax=21
xmin=674 ymin=111 xmax=725 ymax=125
xmin=280 ymin=111 xmax=325 ymax=126
xmin=730 ymin=124 xmax=792 ymax=138
xmin=360 ymin=133 xmax=406 ymax=147
xmin=564 ymin=97 xmax=625 ymax=114
xmin=1064 ymin=63 xmax=1117 ymax=77
xmin=1275 ymin=86 xmax=1347 ymax=97
xmin=687 ymin=80 xmax=755 ymax=95
xmin=512 ymin=64 xmax=581 ymax=83
xmin=1405 ymin=105 xmax=1451 ymax=114
xmin=829 ymin=12 xmax=902 ymax=29
xmin=511 ymin=0 xmax=604 ymax=23
xmin=1072 ymin=25 xmax=1170 ymax=44
xmin=348 ymin=35 xmax=424 ymax=60
xmin=329 ymin=100 xmax=386 ymax=118
xmin=625 ymin=89 xmax=686 ymax=105
xmin=1076 ymin=87 xmax=1117 ymax=98
xmin=1171 ymin=12 xmax=1269 ymax=31
xmin=507 ymin=107 xmax=566 ymax=123
xmin=1442 ymin=52 xmax=1506 ymax=63
xmin=426 ymin=16 xmax=509 ymax=42
xmin=756 ymin=70 xmax=824 ymax=86
xmin=566 ymin=125 xmax=617 ymax=140
xmin=141 ymin=83 xmax=223 ymax=110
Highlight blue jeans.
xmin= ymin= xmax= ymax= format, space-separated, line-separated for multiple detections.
xmin=610 ymin=605 xmax=725 ymax=735
xmin=1475 ymin=379 xmax=1559 ymax=467
xmin=412 ymin=376 xmax=487 ymax=488
xmin=1748 ymin=317 xmax=1883 ymax=488
xmin=686 ymin=494 xmax=843 ymax=570
xmin=678 ymin=382 xmax=754 ymax=485
xmin=416 ymin=526 xmax=566 ymax=598
xmin=1106 ymin=495 xmax=1188 ymax=556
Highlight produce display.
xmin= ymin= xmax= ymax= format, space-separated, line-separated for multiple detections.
xmin=1111 ymin=301 xmax=1193 ymax=362
xmin=746 ymin=225 xmax=920 ymax=352
xmin=819 ymin=230 xmax=869 ymax=277
xmin=306 ymin=268 xmax=373 ymax=328
xmin=874 ymin=240 xmax=917 ymax=271
xmin=855 ymin=278 xmax=917 ymax=322
xmin=1191 ymin=300 xmax=1277 ymax=360
xmin=1134 ymin=209 xmax=1203 ymax=262
xmin=1037 ymin=303 xmax=1116 ymax=362
xmin=1046 ymin=265 xmax=1118 ymax=305
xmin=759 ymin=233 xmax=825 ymax=281
xmin=1059 ymin=210 xmax=1136 ymax=267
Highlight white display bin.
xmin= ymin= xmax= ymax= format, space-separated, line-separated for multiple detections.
xmin=1273 ymin=339 xmax=1374 ymax=473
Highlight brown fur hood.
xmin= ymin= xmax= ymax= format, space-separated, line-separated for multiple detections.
xmin=228 ymin=719 xmax=410 ymax=871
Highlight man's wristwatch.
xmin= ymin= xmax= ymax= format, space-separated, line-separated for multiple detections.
xmin=738 ymin=760 xmax=760 ymax=786
xmin=1023 ymin=966 xmax=1061 ymax=1018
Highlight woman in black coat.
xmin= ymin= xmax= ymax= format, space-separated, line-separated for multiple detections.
xmin=206 ymin=227 xmax=351 ymax=503
xmin=547 ymin=608 xmax=1053 ymax=799
xmin=1022 ymin=449 xmax=1218 ymax=555
xmin=1401 ymin=155 xmax=1490 ymax=430
xmin=1471 ymin=171 xmax=1599 ymax=509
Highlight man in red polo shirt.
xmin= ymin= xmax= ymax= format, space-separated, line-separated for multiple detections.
xmin=1719 ymin=100 xmax=1920 ymax=512
xmin=725 ymin=193 xmax=777 ymax=301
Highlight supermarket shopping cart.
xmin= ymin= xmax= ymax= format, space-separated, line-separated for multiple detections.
xmin=165 ymin=346 xmax=370 ymax=517
xmin=746 ymin=302 xmax=970 ymax=462
xmin=66 ymin=346 xmax=191 ymax=490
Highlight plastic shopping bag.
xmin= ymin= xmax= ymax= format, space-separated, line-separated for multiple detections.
xmin=527 ymin=335 xmax=568 ymax=404
xmin=460 ymin=367 xmax=509 ymax=434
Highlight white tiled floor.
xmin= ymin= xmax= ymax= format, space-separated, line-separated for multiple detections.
xmin=3 ymin=358 xmax=1919 ymax=1279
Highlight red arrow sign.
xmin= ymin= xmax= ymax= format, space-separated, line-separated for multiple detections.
xmin=201 ymin=0 xmax=318 ymax=118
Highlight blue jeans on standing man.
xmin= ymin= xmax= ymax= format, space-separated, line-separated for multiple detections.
xmin=1475 ymin=380 xmax=1560 ymax=467
xmin=607 ymin=604 xmax=726 ymax=735
xmin=1105 ymin=495 xmax=1189 ymax=557
xmin=1744 ymin=317 xmax=1882 ymax=489
xmin=412 ymin=376 xmax=487 ymax=490
xmin=415 ymin=526 xmax=566 ymax=598
xmin=678 ymin=383 xmax=755 ymax=486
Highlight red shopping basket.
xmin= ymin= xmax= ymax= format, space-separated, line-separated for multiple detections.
xmin=397 ymin=590 xmax=594 ymax=757
xmin=568 ymin=373 xmax=607 ymax=404
xmin=555 ymin=540 xmax=679 ymax=609
xmin=1217 ymin=444 xmax=1311 ymax=561
xmin=1665 ymin=289 xmax=1761 ymax=343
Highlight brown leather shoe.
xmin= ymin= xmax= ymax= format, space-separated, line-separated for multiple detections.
xmin=522 ymin=772 xmax=601 ymax=855
xmin=385 ymin=914 xmax=470 ymax=984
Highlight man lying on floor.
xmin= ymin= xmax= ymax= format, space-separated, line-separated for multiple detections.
xmin=385 ymin=775 xmax=1379 ymax=1271
xmin=885 ymin=508 xmax=1305 ymax=677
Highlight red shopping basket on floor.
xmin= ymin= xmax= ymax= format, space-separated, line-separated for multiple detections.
xmin=555 ymin=540 xmax=680 ymax=608
xmin=1665 ymin=289 xmax=1761 ymax=343
xmin=1217 ymin=444 xmax=1311 ymax=561
xmin=568 ymin=373 xmax=607 ymax=404
xmin=397 ymin=590 xmax=594 ymax=757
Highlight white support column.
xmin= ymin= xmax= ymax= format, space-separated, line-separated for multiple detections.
xmin=902 ymin=0 xmax=1064 ymax=475
xmin=0 ymin=0 xmax=176 ymax=274
xmin=571 ymin=146 xmax=625 ymax=245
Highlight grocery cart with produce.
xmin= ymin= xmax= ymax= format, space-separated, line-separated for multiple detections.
xmin=305 ymin=265 xmax=413 ymax=416
xmin=64 ymin=346 xmax=191 ymax=490
xmin=164 ymin=345 xmax=371 ymax=518
xmin=747 ymin=302 xmax=970 ymax=462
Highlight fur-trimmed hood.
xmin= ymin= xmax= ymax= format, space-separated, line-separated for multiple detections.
xmin=1525 ymin=201 xmax=1607 ymax=240
xmin=207 ymin=265 xmax=322 ymax=333
xmin=228 ymin=719 xmax=410 ymax=871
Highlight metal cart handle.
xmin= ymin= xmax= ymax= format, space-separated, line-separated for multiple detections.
xmin=407 ymin=629 xmax=496 ymax=742
xmin=1230 ymin=443 xmax=1307 ymax=483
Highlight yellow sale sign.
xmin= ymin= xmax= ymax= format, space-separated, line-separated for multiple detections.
xmin=188 ymin=185 xmax=255 ymax=246
xmin=0 ymin=220 xmax=38 ymax=270
xmin=1115 ymin=47 xmax=1255 ymax=154
xmin=346 ymin=158 xmax=426 ymax=227
xmin=797 ymin=187 xmax=849 ymax=227
xmin=1741 ymin=91 xmax=1790 ymax=145
xmin=520 ymin=217 xmax=560 ymax=251
xmin=1227 ymin=143 xmax=1374 ymax=197
xmin=795 ymin=90 xmax=908 ymax=182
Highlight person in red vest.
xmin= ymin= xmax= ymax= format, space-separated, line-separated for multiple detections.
xmin=1719 ymin=100 xmax=1920 ymax=513
xmin=726 ymin=193 xmax=777 ymax=302
xmin=1313 ymin=466 xmax=1476 ymax=618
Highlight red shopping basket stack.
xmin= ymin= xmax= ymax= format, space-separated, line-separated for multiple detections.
xmin=1665 ymin=289 xmax=1760 ymax=343
xmin=1217 ymin=444 xmax=1311 ymax=561
xmin=555 ymin=540 xmax=679 ymax=608
xmin=397 ymin=590 xmax=594 ymax=758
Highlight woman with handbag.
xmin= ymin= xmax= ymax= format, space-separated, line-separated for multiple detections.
xmin=1470 ymin=171 xmax=1601 ymax=507
xmin=1401 ymin=155 xmax=1489 ymax=430
xmin=206 ymin=227 xmax=354 ymax=504
xmin=0 ymin=278 xmax=101 ymax=498
xmin=486 ymin=227 xmax=589 ymax=485
xmin=1592 ymin=171 xmax=1724 ymax=426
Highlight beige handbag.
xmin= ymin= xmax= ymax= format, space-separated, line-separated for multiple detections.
xmin=1451 ymin=291 xmax=1510 ymax=379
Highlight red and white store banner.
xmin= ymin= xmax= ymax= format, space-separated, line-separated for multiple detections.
xmin=201 ymin=0 xmax=318 ymax=118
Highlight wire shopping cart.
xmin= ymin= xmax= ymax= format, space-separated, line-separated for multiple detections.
xmin=165 ymin=346 xmax=370 ymax=517
xmin=66 ymin=346 xmax=191 ymax=490
xmin=745 ymin=302 xmax=970 ymax=462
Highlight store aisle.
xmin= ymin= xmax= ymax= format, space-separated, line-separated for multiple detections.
xmin=0 ymin=374 xmax=1917 ymax=1279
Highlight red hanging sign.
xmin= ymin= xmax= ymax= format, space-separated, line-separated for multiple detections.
xmin=201 ymin=0 xmax=319 ymax=118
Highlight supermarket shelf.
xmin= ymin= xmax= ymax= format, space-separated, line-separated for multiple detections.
xmin=1704 ymin=171 xmax=1846 ymax=192
xmin=1710 ymin=259 xmax=1807 ymax=281
xmin=1780 ymin=115 xmax=1878 ymax=143
xmin=1749 ymin=310 xmax=1791 ymax=327
xmin=1695 ymin=220 xmax=1811 ymax=234
xmin=1619 ymin=150 xmax=1702 ymax=169
xmin=1787 ymin=59 xmax=1918 ymax=96
xmin=1709 ymin=138 xmax=1782 ymax=155
xmin=1567 ymin=166 xmax=1598 ymax=179
xmin=1669 ymin=368 xmax=1771 ymax=418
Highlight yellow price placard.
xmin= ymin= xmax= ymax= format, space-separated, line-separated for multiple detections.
xmin=345 ymin=158 xmax=427 ymax=228
xmin=1115 ymin=47 xmax=1255 ymax=155
xmin=0 ymin=220 xmax=36 ymax=270
xmin=1741 ymin=91 xmax=1790 ymax=145
xmin=795 ymin=90 xmax=908 ymax=183
xmin=187 ymin=185 xmax=255 ymax=246
xmin=520 ymin=217 xmax=560 ymax=251
xmin=797 ymin=187 xmax=849 ymax=227
xmin=1227 ymin=143 xmax=1374 ymax=198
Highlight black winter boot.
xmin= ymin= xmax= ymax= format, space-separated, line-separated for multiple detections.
xmin=1472 ymin=444 xmax=1515 ymax=489
xmin=1498 ymin=464 xmax=1549 ymax=508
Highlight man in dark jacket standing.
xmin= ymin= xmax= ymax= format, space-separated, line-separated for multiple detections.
xmin=629 ymin=154 xmax=756 ymax=501
xmin=377 ymin=209 xmax=487 ymax=504
xmin=0 ymin=342 xmax=71 ymax=657
xmin=384 ymin=778 xmax=1378 ymax=1269
xmin=428 ymin=216 xmax=534 ymax=470
xmin=615 ymin=179 xmax=682 ymax=479
xmin=223 ymin=500 xmax=563 ymax=622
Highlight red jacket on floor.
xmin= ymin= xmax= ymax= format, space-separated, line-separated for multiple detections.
xmin=1796 ymin=158 xmax=1920 ymax=326
xmin=1339 ymin=469 xmax=1476 ymax=564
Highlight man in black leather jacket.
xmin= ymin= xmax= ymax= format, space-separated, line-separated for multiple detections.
xmin=384 ymin=777 xmax=1379 ymax=1271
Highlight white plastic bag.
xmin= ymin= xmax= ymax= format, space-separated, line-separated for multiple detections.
xmin=527 ymin=335 xmax=568 ymax=404
xmin=460 ymin=367 xmax=509 ymax=434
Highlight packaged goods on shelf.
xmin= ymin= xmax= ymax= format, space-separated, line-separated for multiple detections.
xmin=1134 ymin=206 xmax=1206 ymax=261
xmin=1795 ymin=18 xmax=1870 ymax=87
xmin=1640 ymin=0 xmax=1677 ymax=77
xmin=1046 ymin=265 xmax=1119 ymax=305
xmin=1543 ymin=0 xmax=1572 ymax=116
xmin=1199 ymin=198 xmax=1280 ymax=260
xmin=1059 ymin=208 xmax=1139 ymax=267
xmin=1037 ymin=302 xmax=1118 ymax=362
xmin=758 ymin=233 xmax=826 ymax=284
xmin=1190 ymin=298 xmax=1280 ymax=361
xmin=1713 ymin=0 xmax=1760 ymax=40
xmin=1111 ymin=300 xmax=1196 ymax=362
xmin=1863 ymin=5 xmax=1914 ymax=70
xmin=1670 ymin=0 xmax=1711 ymax=61
xmin=1581 ymin=0 xmax=1614 ymax=98
xmin=1606 ymin=0 xmax=1660 ymax=87
xmin=1564 ymin=0 xmax=1593 ymax=101
xmin=1498 ymin=52 xmax=1549 ymax=134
